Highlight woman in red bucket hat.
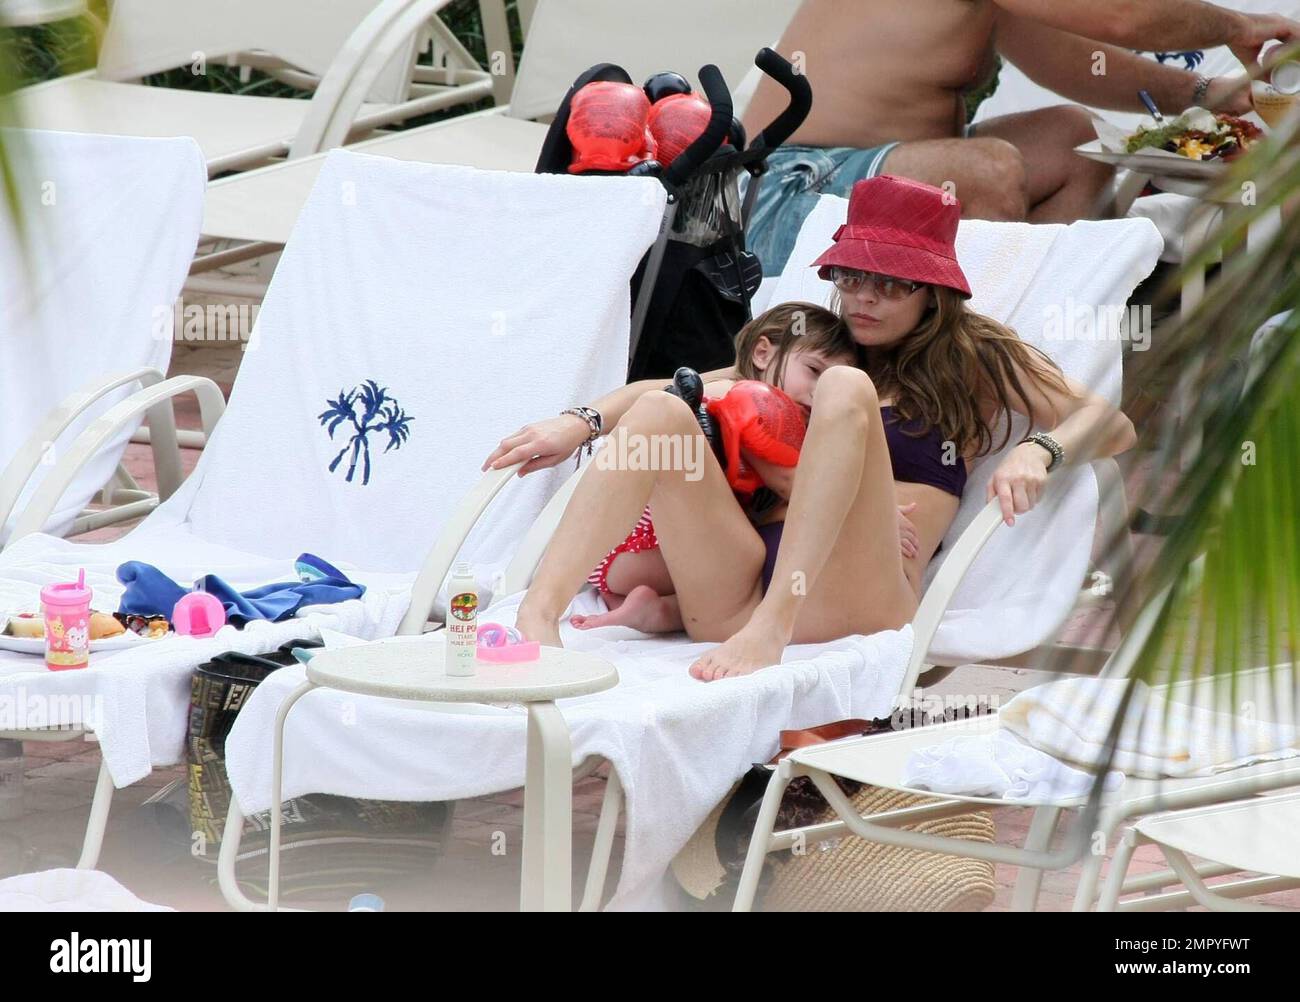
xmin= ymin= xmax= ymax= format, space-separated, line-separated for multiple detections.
xmin=491 ymin=177 xmax=1136 ymax=681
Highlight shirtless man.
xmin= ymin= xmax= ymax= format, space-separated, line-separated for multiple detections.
xmin=744 ymin=0 xmax=1300 ymax=274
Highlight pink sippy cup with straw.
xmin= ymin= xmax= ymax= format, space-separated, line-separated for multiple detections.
xmin=41 ymin=569 xmax=92 ymax=671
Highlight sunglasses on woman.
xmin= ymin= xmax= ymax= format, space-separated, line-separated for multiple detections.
xmin=828 ymin=266 xmax=925 ymax=300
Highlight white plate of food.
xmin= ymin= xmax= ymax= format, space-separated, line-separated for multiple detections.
xmin=1076 ymin=108 xmax=1265 ymax=182
xmin=0 ymin=611 xmax=170 ymax=656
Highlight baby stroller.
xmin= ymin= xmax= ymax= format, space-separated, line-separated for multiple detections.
xmin=535 ymin=48 xmax=813 ymax=381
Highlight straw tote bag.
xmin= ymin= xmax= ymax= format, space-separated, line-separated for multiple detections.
xmin=672 ymin=715 xmax=997 ymax=912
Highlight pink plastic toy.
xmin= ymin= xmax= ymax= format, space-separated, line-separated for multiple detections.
xmin=476 ymin=622 xmax=541 ymax=664
xmin=172 ymin=591 xmax=227 ymax=639
xmin=41 ymin=569 xmax=92 ymax=671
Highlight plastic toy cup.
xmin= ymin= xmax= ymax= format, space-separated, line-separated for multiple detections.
xmin=40 ymin=569 xmax=92 ymax=671
xmin=173 ymin=591 xmax=226 ymax=639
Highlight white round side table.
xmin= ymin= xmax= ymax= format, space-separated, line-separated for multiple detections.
xmin=268 ymin=638 xmax=618 ymax=912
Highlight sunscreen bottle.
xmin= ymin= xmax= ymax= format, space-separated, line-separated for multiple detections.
xmin=445 ymin=562 xmax=479 ymax=676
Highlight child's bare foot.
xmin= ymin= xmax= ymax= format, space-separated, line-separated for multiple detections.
xmin=570 ymin=585 xmax=683 ymax=634
xmin=515 ymin=605 xmax=564 ymax=648
xmin=689 ymin=618 xmax=790 ymax=681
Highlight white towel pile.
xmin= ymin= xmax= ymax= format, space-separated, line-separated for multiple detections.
xmin=999 ymin=677 xmax=1299 ymax=779
xmin=0 ymin=868 xmax=171 ymax=912
xmin=0 ymin=129 xmax=204 ymax=541
xmin=902 ymin=728 xmax=1124 ymax=801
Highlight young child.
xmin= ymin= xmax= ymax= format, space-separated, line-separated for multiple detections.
xmin=572 ymin=303 xmax=861 ymax=634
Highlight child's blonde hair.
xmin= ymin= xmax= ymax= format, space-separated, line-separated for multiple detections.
xmin=733 ymin=302 xmax=858 ymax=385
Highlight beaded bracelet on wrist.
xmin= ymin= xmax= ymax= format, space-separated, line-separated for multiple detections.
xmin=561 ymin=406 xmax=603 ymax=464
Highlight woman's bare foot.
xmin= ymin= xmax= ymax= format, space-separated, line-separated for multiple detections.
xmin=570 ymin=585 xmax=683 ymax=634
xmin=689 ymin=617 xmax=791 ymax=681
xmin=515 ymin=605 xmax=564 ymax=648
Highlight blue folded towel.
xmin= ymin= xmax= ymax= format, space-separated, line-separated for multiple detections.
xmin=117 ymin=553 xmax=365 ymax=626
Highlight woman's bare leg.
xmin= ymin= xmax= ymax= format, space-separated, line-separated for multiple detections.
xmin=516 ymin=392 xmax=764 ymax=646
xmin=691 ymin=367 xmax=916 ymax=680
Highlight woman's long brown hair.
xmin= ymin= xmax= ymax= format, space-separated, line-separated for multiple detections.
xmin=845 ymin=286 xmax=1078 ymax=457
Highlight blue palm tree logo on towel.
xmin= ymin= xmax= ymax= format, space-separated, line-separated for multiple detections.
xmin=1150 ymin=50 xmax=1204 ymax=71
xmin=318 ymin=380 xmax=414 ymax=485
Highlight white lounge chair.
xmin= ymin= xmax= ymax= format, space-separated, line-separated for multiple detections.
xmin=0 ymin=150 xmax=666 ymax=874
xmin=0 ymin=128 xmax=206 ymax=547
xmin=193 ymin=0 xmax=802 ymax=295
xmin=2 ymin=0 xmax=508 ymax=176
xmin=211 ymin=209 xmax=1164 ymax=912
xmin=1101 ymin=791 xmax=1300 ymax=911
xmin=739 ymin=656 xmax=1300 ymax=912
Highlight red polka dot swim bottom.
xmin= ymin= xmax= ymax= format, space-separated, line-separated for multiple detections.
xmin=587 ymin=506 xmax=659 ymax=595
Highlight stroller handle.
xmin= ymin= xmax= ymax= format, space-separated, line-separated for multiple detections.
xmin=663 ymin=63 xmax=734 ymax=189
xmin=751 ymin=47 xmax=814 ymax=154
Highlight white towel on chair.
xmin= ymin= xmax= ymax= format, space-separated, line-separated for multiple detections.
xmin=999 ymin=677 xmax=1300 ymax=779
xmin=167 ymin=153 xmax=664 ymax=590
xmin=0 ymin=868 xmax=171 ymax=912
xmin=223 ymin=589 xmax=914 ymax=910
xmin=0 ymin=525 xmax=411 ymax=785
xmin=0 ymin=129 xmax=205 ymax=542
xmin=902 ymin=728 xmax=1124 ymax=801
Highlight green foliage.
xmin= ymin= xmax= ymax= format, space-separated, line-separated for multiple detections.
xmin=1 ymin=17 xmax=97 ymax=87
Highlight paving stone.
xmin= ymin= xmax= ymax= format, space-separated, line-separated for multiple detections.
xmin=25 ymin=759 xmax=102 ymax=783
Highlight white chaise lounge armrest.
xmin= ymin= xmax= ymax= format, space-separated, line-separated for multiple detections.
xmin=902 ymin=498 xmax=1008 ymax=692
xmin=397 ymin=461 xmax=526 ymax=635
xmin=0 ymin=366 xmax=168 ymax=533
xmin=291 ymin=0 xmax=500 ymax=159
xmin=902 ymin=458 xmax=1119 ymax=692
xmin=8 ymin=375 xmax=226 ymax=544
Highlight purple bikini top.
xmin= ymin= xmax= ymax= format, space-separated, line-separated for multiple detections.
xmin=881 ymin=406 xmax=968 ymax=498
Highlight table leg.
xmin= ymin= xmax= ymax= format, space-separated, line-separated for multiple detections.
xmin=269 ymin=680 xmax=316 ymax=912
xmin=521 ymin=700 xmax=572 ymax=912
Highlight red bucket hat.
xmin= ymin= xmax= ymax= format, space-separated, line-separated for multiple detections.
xmin=812 ymin=175 xmax=971 ymax=297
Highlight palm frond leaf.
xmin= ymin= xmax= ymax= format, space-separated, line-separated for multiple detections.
xmin=1065 ymin=114 xmax=1300 ymax=795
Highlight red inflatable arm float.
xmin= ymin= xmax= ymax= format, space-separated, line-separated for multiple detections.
xmin=566 ymin=81 xmax=656 ymax=174
xmin=646 ymin=92 xmax=713 ymax=168
xmin=706 ymin=381 xmax=808 ymax=496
